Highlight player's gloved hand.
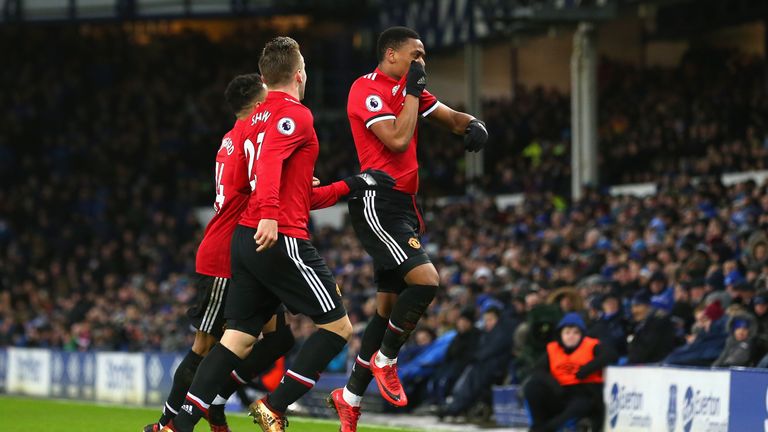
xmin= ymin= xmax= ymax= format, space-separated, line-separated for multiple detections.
xmin=344 ymin=169 xmax=396 ymax=191
xmin=464 ymin=118 xmax=488 ymax=152
xmin=405 ymin=60 xmax=427 ymax=97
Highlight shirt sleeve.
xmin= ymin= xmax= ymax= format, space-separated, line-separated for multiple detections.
xmin=419 ymin=90 xmax=441 ymax=118
xmin=310 ymin=181 xmax=350 ymax=210
xmin=255 ymin=107 xmax=310 ymax=220
xmin=349 ymin=80 xmax=396 ymax=129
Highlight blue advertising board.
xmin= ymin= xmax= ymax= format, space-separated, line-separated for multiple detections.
xmin=728 ymin=368 xmax=768 ymax=432
xmin=50 ymin=351 xmax=96 ymax=401
xmin=144 ymin=352 xmax=182 ymax=406
xmin=0 ymin=348 xmax=6 ymax=392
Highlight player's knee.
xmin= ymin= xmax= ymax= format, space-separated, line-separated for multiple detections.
xmin=406 ymin=283 xmax=438 ymax=305
xmin=404 ymin=264 xmax=440 ymax=287
xmin=220 ymin=328 xmax=257 ymax=359
xmin=192 ymin=331 xmax=217 ymax=356
xmin=318 ymin=315 xmax=353 ymax=341
xmin=261 ymin=314 xmax=279 ymax=334
xmin=376 ymin=303 xmax=393 ymax=318
xmin=376 ymin=292 xmax=398 ymax=317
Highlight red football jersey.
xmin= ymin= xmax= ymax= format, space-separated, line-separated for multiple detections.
xmin=195 ymin=119 xmax=252 ymax=278
xmin=347 ymin=67 xmax=440 ymax=195
xmin=196 ymin=110 xmax=349 ymax=277
xmin=239 ymin=91 xmax=346 ymax=239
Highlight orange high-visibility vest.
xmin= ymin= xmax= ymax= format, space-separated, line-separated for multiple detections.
xmin=546 ymin=336 xmax=604 ymax=386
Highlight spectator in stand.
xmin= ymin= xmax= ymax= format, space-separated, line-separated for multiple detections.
xmin=514 ymin=302 xmax=563 ymax=381
xmin=712 ymin=311 xmax=757 ymax=367
xmin=670 ymin=281 xmax=696 ymax=339
xmin=399 ymin=328 xmax=438 ymax=365
xmin=627 ymin=292 xmax=678 ymax=364
xmin=648 ymin=272 xmax=674 ymax=313
xmin=547 ymin=287 xmax=585 ymax=315
xmin=664 ymin=300 xmax=728 ymax=366
xmin=752 ymin=292 xmax=768 ymax=361
xmin=427 ymin=308 xmax=479 ymax=408
xmin=438 ymin=307 xmax=513 ymax=420
xmin=524 ymin=313 xmax=617 ymax=432
xmin=587 ymin=292 xmax=628 ymax=357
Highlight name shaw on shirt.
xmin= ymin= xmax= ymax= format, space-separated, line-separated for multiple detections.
xmin=251 ymin=111 xmax=271 ymax=125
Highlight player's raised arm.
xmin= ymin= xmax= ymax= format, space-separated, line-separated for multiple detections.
xmin=426 ymin=102 xmax=488 ymax=153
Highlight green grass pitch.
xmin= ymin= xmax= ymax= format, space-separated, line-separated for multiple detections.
xmin=0 ymin=396 xmax=422 ymax=432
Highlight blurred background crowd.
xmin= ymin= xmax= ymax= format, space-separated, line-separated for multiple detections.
xmin=4 ymin=14 xmax=768 ymax=421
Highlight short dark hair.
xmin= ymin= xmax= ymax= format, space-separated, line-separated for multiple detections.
xmin=483 ymin=306 xmax=501 ymax=319
xmin=376 ymin=26 xmax=420 ymax=61
xmin=258 ymin=37 xmax=302 ymax=87
xmin=224 ymin=73 xmax=265 ymax=115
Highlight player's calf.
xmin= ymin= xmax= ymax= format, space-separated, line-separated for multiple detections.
xmin=379 ymin=283 xmax=437 ymax=358
xmin=263 ymin=316 xmax=350 ymax=414
xmin=371 ymin=282 xmax=437 ymax=407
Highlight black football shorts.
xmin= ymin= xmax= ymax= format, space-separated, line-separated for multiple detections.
xmin=348 ymin=188 xmax=431 ymax=294
xmin=187 ymin=273 xmax=229 ymax=338
xmin=225 ymin=225 xmax=346 ymax=337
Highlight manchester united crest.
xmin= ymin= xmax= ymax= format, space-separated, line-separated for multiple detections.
xmin=408 ymin=237 xmax=421 ymax=249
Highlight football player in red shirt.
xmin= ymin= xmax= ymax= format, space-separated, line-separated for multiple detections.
xmin=166 ymin=38 xmax=394 ymax=432
xmin=150 ymin=72 xmax=387 ymax=432
xmin=328 ymin=26 xmax=488 ymax=431
xmin=145 ymin=74 xmax=293 ymax=432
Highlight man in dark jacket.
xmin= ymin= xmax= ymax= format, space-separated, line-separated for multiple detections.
xmin=663 ymin=300 xmax=727 ymax=366
xmin=587 ymin=293 xmax=627 ymax=356
xmin=524 ymin=313 xmax=617 ymax=432
xmin=752 ymin=293 xmax=768 ymax=360
xmin=627 ymin=292 xmax=678 ymax=364
xmin=438 ymin=307 xmax=513 ymax=417
xmin=428 ymin=308 xmax=480 ymax=406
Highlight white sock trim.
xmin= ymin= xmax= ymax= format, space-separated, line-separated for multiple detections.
xmin=374 ymin=351 xmax=397 ymax=368
xmin=343 ymin=386 xmax=363 ymax=407
xmin=164 ymin=402 xmax=179 ymax=415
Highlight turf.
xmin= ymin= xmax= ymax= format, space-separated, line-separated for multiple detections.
xmin=0 ymin=396 xmax=422 ymax=432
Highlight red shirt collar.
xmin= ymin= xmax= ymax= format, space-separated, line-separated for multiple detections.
xmin=267 ymin=90 xmax=300 ymax=103
xmin=373 ymin=67 xmax=402 ymax=83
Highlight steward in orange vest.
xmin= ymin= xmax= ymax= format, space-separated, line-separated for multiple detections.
xmin=524 ymin=313 xmax=617 ymax=432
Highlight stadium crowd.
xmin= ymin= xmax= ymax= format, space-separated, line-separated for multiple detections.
xmin=4 ymin=26 xmax=768 ymax=422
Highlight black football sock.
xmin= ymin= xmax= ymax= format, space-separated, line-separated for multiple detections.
xmin=211 ymin=324 xmax=296 ymax=423
xmin=207 ymin=403 xmax=227 ymax=428
xmin=266 ymin=328 xmax=347 ymax=413
xmin=171 ymin=344 xmax=243 ymax=432
xmin=346 ymin=313 xmax=388 ymax=396
xmin=379 ymin=284 xmax=437 ymax=359
xmin=157 ymin=350 xmax=203 ymax=426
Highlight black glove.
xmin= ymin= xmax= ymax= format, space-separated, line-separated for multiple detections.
xmin=405 ymin=61 xmax=427 ymax=97
xmin=464 ymin=119 xmax=488 ymax=152
xmin=343 ymin=169 xmax=396 ymax=192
